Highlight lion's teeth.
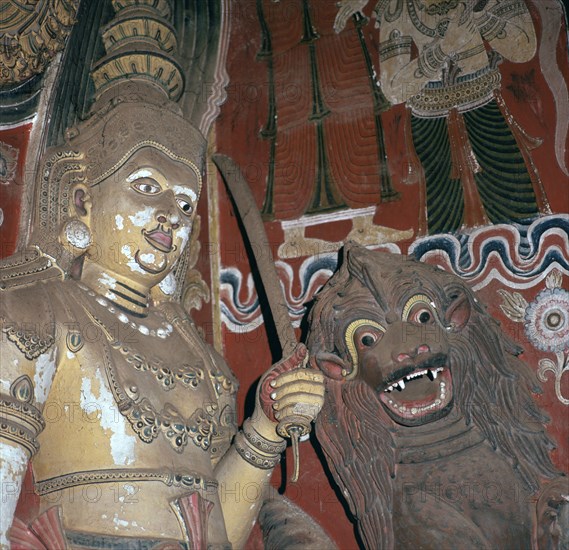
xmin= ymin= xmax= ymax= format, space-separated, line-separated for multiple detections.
xmin=398 ymin=380 xmax=405 ymax=390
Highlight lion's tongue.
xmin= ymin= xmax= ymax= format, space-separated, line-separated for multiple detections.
xmin=379 ymin=369 xmax=452 ymax=416
xmin=394 ymin=376 xmax=437 ymax=402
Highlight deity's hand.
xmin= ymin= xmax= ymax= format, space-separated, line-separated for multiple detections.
xmin=333 ymin=0 xmax=369 ymax=33
xmin=249 ymin=344 xmax=325 ymax=442
xmin=439 ymin=2 xmax=481 ymax=56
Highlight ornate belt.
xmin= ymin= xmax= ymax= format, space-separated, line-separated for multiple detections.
xmin=408 ymin=68 xmax=501 ymax=118
xmin=65 ymin=530 xmax=189 ymax=550
xmin=35 ymin=468 xmax=218 ymax=495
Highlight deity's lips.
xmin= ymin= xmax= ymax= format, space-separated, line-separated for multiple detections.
xmin=142 ymin=228 xmax=173 ymax=253
xmin=378 ymin=354 xmax=453 ymax=426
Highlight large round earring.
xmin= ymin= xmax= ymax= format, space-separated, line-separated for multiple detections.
xmin=61 ymin=219 xmax=92 ymax=250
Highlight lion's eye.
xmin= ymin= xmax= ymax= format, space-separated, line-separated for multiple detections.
xmin=344 ymin=319 xmax=386 ymax=379
xmin=352 ymin=324 xmax=385 ymax=351
xmin=412 ymin=308 xmax=432 ymax=324
xmin=132 ymin=178 xmax=161 ymax=194
xmin=360 ymin=332 xmax=378 ymax=347
xmin=402 ymin=294 xmax=437 ymax=324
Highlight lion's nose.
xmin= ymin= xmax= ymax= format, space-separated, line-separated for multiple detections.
xmin=395 ymin=344 xmax=430 ymax=363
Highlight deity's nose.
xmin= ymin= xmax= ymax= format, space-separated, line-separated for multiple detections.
xmin=157 ymin=211 xmax=180 ymax=230
xmin=158 ymin=190 xmax=181 ymax=229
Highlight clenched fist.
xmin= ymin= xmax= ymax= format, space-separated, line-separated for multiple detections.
xmin=250 ymin=344 xmax=325 ymax=442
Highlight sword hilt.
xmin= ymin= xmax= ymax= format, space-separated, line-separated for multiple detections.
xmin=276 ymin=415 xmax=312 ymax=482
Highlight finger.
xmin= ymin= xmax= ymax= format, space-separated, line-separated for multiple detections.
xmin=270 ymin=369 xmax=324 ymax=389
xmin=272 ymin=344 xmax=308 ymax=373
xmin=273 ymin=391 xmax=325 ymax=412
xmin=334 ymin=9 xmax=350 ymax=32
xmin=271 ymin=380 xmax=326 ymax=401
xmin=262 ymin=344 xmax=307 ymax=389
xmin=274 ymin=401 xmax=324 ymax=421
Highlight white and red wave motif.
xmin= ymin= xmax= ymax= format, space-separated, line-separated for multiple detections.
xmin=220 ymin=215 xmax=568 ymax=332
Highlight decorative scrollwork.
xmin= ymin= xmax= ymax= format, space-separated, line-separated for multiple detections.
xmin=3 ymin=324 xmax=55 ymax=360
xmin=538 ymin=352 xmax=569 ymax=406
xmin=0 ymin=0 xmax=79 ymax=86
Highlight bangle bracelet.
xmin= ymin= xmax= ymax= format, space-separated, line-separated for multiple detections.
xmin=234 ymin=431 xmax=281 ymax=470
xmin=242 ymin=419 xmax=286 ymax=455
xmin=418 ymin=42 xmax=447 ymax=78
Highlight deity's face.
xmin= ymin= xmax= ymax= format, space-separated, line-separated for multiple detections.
xmin=80 ymin=146 xmax=201 ymax=288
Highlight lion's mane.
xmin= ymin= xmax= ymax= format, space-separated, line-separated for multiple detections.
xmin=307 ymin=247 xmax=558 ymax=549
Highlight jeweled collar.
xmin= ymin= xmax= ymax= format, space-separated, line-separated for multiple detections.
xmin=80 ymin=262 xmax=150 ymax=318
xmin=391 ymin=413 xmax=485 ymax=463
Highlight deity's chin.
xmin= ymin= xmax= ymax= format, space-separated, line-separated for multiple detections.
xmin=134 ymin=249 xmax=169 ymax=275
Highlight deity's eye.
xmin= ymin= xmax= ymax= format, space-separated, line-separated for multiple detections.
xmin=176 ymin=197 xmax=193 ymax=216
xmin=402 ymin=294 xmax=437 ymax=325
xmin=132 ymin=178 xmax=161 ymax=194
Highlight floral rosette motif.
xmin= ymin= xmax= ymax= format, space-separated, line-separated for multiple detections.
xmin=498 ymin=270 xmax=569 ymax=405
xmin=524 ymin=287 xmax=569 ymax=353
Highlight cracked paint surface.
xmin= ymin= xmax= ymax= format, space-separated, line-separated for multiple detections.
xmin=80 ymin=369 xmax=136 ymax=466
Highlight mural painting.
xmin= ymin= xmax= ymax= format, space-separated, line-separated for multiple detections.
xmin=214 ymin=0 xmax=568 ymax=546
xmin=0 ymin=0 xmax=567 ymax=548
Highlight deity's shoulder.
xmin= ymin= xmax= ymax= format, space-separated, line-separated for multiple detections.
xmin=0 ymin=278 xmax=68 ymax=458
xmin=1 ymin=278 xmax=62 ymax=362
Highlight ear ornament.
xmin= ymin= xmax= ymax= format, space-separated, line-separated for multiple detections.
xmin=61 ymin=219 xmax=92 ymax=250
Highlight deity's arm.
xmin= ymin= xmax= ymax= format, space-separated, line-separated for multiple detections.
xmin=214 ymin=412 xmax=282 ymax=549
xmin=213 ymin=345 xmax=324 ymax=548
xmin=474 ymin=0 xmax=536 ymax=63
xmin=0 ymin=286 xmax=58 ymax=548
xmin=378 ymin=13 xmax=438 ymax=105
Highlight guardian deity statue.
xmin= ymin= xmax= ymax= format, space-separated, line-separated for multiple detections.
xmin=0 ymin=3 xmax=325 ymax=548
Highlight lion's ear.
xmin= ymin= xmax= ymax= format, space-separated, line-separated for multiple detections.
xmin=445 ymin=288 xmax=471 ymax=331
xmin=314 ymin=351 xmax=352 ymax=380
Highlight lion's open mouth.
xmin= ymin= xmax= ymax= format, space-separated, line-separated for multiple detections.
xmin=378 ymin=358 xmax=453 ymax=426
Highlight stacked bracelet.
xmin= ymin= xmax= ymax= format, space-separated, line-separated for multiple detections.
xmin=417 ymin=42 xmax=448 ymax=78
xmin=233 ymin=419 xmax=286 ymax=470
xmin=242 ymin=419 xmax=287 ymax=455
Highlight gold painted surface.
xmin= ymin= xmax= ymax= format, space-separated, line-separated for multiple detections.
xmin=112 ymin=0 xmax=172 ymax=19
xmin=91 ymin=0 xmax=182 ymax=102
xmin=28 ymin=282 xmax=224 ymax=540
xmin=91 ymin=53 xmax=184 ymax=101
xmin=102 ymin=17 xmax=177 ymax=54
xmin=0 ymin=0 xmax=79 ymax=85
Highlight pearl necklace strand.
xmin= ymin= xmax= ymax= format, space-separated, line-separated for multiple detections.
xmin=77 ymin=282 xmax=174 ymax=339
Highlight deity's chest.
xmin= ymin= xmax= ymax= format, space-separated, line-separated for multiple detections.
xmin=34 ymin=307 xmax=220 ymax=484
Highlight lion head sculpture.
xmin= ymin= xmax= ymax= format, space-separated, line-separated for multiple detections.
xmin=307 ymin=243 xmax=561 ymax=549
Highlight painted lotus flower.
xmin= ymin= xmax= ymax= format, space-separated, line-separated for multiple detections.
xmin=524 ymin=288 xmax=569 ymax=353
